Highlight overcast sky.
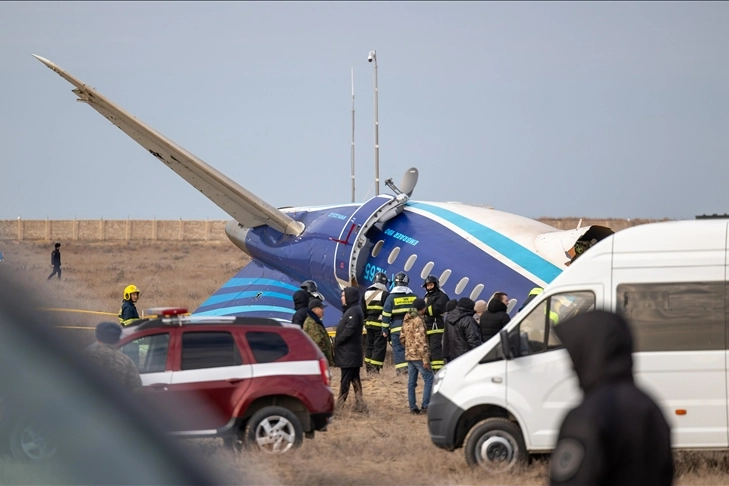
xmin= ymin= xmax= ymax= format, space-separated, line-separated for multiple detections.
xmin=1 ymin=2 xmax=728 ymax=221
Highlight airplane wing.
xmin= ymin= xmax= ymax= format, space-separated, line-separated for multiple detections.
xmin=32 ymin=55 xmax=304 ymax=236
xmin=193 ymin=260 xmax=342 ymax=327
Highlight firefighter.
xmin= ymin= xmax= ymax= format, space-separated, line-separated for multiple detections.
xmin=118 ymin=284 xmax=141 ymax=327
xmin=118 ymin=284 xmax=142 ymax=367
xmin=382 ymin=272 xmax=417 ymax=376
xmin=518 ymin=287 xmax=543 ymax=312
xmin=421 ymin=275 xmax=449 ymax=372
xmin=361 ymin=272 xmax=390 ymax=374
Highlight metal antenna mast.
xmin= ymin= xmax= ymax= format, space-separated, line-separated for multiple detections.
xmin=351 ymin=67 xmax=356 ymax=203
xmin=368 ymin=50 xmax=379 ymax=196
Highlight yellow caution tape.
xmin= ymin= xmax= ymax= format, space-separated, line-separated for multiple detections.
xmin=38 ymin=307 xmax=117 ymax=316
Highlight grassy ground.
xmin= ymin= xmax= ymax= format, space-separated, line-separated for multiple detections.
xmin=1 ymin=240 xmax=728 ymax=485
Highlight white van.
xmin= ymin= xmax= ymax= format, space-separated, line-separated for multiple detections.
xmin=427 ymin=219 xmax=729 ymax=471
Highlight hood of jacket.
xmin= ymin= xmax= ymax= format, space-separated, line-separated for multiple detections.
xmin=487 ymin=299 xmax=507 ymax=313
xmin=369 ymin=282 xmax=388 ymax=292
xmin=292 ymin=290 xmax=310 ymax=310
xmin=446 ymin=306 xmax=475 ymax=324
xmin=554 ymin=310 xmax=634 ymax=394
xmin=342 ymin=286 xmax=360 ymax=310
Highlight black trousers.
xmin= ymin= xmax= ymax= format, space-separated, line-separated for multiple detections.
xmin=47 ymin=265 xmax=61 ymax=280
xmin=364 ymin=326 xmax=387 ymax=369
xmin=428 ymin=332 xmax=445 ymax=371
xmin=338 ymin=367 xmax=362 ymax=400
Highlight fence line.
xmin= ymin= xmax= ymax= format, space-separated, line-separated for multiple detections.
xmin=0 ymin=217 xmax=666 ymax=242
xmin=0 ymin=219 xmax=228 ymax=241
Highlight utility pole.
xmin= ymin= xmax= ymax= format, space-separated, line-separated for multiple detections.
xmin=368 ymin=50 xmax=379 ymax=195
xmin=351 ymin=67 xmax=356 ymax=203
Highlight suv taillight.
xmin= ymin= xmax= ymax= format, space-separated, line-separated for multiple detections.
xmin=318 ymin=357 xmax=331 ymax=387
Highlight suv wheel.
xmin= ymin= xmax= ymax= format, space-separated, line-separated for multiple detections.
xmin=464 ymin=418 xmax=527 ymax=472
xmin=9 ymin=420 xmax=58 ymax=462
xmin=245 ymin=406 xmax=303 ymax=453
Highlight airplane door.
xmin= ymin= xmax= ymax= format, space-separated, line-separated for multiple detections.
xmin=505 ymin=289 xmax=599 ymax=450
xmin=333 ymin=194 xmax=407 ymax=288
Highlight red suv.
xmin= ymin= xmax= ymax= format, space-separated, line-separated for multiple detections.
xmin=116 ymin=308 xmax=334 ymax=453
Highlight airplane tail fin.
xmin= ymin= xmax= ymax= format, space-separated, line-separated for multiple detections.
xmin=193 ymin=260 xmax=342 ymax=326
xmin=32 ymin=54 xmax=304 ymax=236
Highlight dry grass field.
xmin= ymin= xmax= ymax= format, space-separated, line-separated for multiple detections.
xmin=1 ymin=240 xmax=729 ymax=485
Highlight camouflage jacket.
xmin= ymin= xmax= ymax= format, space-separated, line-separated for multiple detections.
xmin=83 ymin=343 xmax=143 ymax=391
xmin=400 ymin=310 xmax=430 ymax=366
xmin=303 ymin=313 xmax=335 ymax=367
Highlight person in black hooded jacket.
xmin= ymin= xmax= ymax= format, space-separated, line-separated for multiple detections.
xmin=334 ymin=286 xmax=366 ymax=412
xmin=479 ymin=292 xmax=511 ymax=342
xmin=549 ymin=310 xmax=673 ymax=486
xmin=292 ymin=280 xmax=323 ymax=327
xmin=442 ymin=298 xmax=482 ymax=363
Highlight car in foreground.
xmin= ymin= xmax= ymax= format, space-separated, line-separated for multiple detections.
xmin=117 ymin=308 xmax=334 ymax=453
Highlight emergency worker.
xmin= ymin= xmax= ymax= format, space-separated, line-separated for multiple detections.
xmin=550 ymin=310 xmax=673 ymax=486
xmin=518 ymin=287 xmax=543 ymax=312
xmin=361 ymin=272 xmax=390 ymax=374
xmin=382 ymin=272 xmax=417 ymax=376
xmin=118 ymin=284 xmax=141 ymax=326
xmin=421 ymin=275 xmax=449 ymax=372
xmin=292 ymin=280 xmax=324 ymax=327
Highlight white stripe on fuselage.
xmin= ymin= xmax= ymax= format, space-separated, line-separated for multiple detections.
xmin=404 ymin=204 xmax=550 ymax=287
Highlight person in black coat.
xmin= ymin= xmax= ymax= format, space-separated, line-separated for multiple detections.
xmin=334 ymin=286 xmax=366 ymax=411
xmin=47 ymin=242 xmax=62 ymax=280
xmin=291 ymin=280 xmax=324 ymax=327
xmin=442 ymin=298 xmax=483 ymax=363
xmin=549 ymin=311 xmax=673 ymax=486
xmin=479 ymin=292 xmax=511 ymax=342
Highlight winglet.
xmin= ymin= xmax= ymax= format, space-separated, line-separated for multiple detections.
xmin=33 ymin=55 xmax=305 ymax=236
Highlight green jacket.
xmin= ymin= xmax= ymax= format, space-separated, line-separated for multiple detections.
xmin=303 ymin=313 xmax=334 ymax=367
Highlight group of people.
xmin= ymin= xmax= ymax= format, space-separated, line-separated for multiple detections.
xmin=290 ymin=273 xmax=521 ymax=414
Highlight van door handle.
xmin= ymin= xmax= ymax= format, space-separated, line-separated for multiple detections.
xmin=148 ymin=383 xmax=168 ymax=391
xmin=227 ymin=378 xmax=244 ymax=384
xmin=491 ymin=377 xmax=503 ymax=384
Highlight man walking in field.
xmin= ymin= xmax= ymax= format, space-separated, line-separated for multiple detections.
xmin=47 ymin=242 xmax=61 ymax=280
xmin=400 ymin=298 xmax=433 ymax=414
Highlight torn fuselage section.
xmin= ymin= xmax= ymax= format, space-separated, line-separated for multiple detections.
xmin=535 ymin=225 xmax=614 ymax=268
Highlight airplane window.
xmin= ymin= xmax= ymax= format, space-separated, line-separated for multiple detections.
xmin=455 ymin=277 xmax=470 ymax=295
xmin=439 ymin=269 xmax=452 ymax=286
xmin=420 ymin=261 xmax=435 ymax=279
xmin=387 ymin=247 xmax=401 ymax=264
xmin=470 ymin=284 xmax=484 ymax=301
xmin=372 ymin=240 xmax=385 ymax=257
xmin=404 ymin=254 xmax=418 ymax=272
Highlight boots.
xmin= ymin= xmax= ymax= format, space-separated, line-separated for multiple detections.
xmin=353 ymin=380 xmax=367 ymax=413
xmin=336 ymin=387 xmax=349 ymax=410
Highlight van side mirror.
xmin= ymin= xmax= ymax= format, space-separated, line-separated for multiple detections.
xmin=499 ymin=329 xmax=512 ymax=360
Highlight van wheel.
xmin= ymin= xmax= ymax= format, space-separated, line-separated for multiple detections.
xmin=465 ymin=418 xmax=527 ymax=472
xmin=244 ymin=406 xmax=303 ymax=454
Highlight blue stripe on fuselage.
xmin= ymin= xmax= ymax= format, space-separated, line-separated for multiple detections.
xmin=407 ymin=202 xmax=561 ymax=284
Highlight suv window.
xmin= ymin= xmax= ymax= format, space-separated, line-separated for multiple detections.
xmin=616 ymin=282 xmax=725 ymax=352
xmin=246 ymin=331 xmax=289 ymax=363
xmin=181 ymin=332 xmax=243 ymax=370
xmin=120 ymin=333 xmax=170 ymax=374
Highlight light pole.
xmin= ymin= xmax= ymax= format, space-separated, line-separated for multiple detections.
xmin=350 ymin=67 xmax=356 ymax=203
xmin=368 ymin=50 xmax=379 ymax=196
